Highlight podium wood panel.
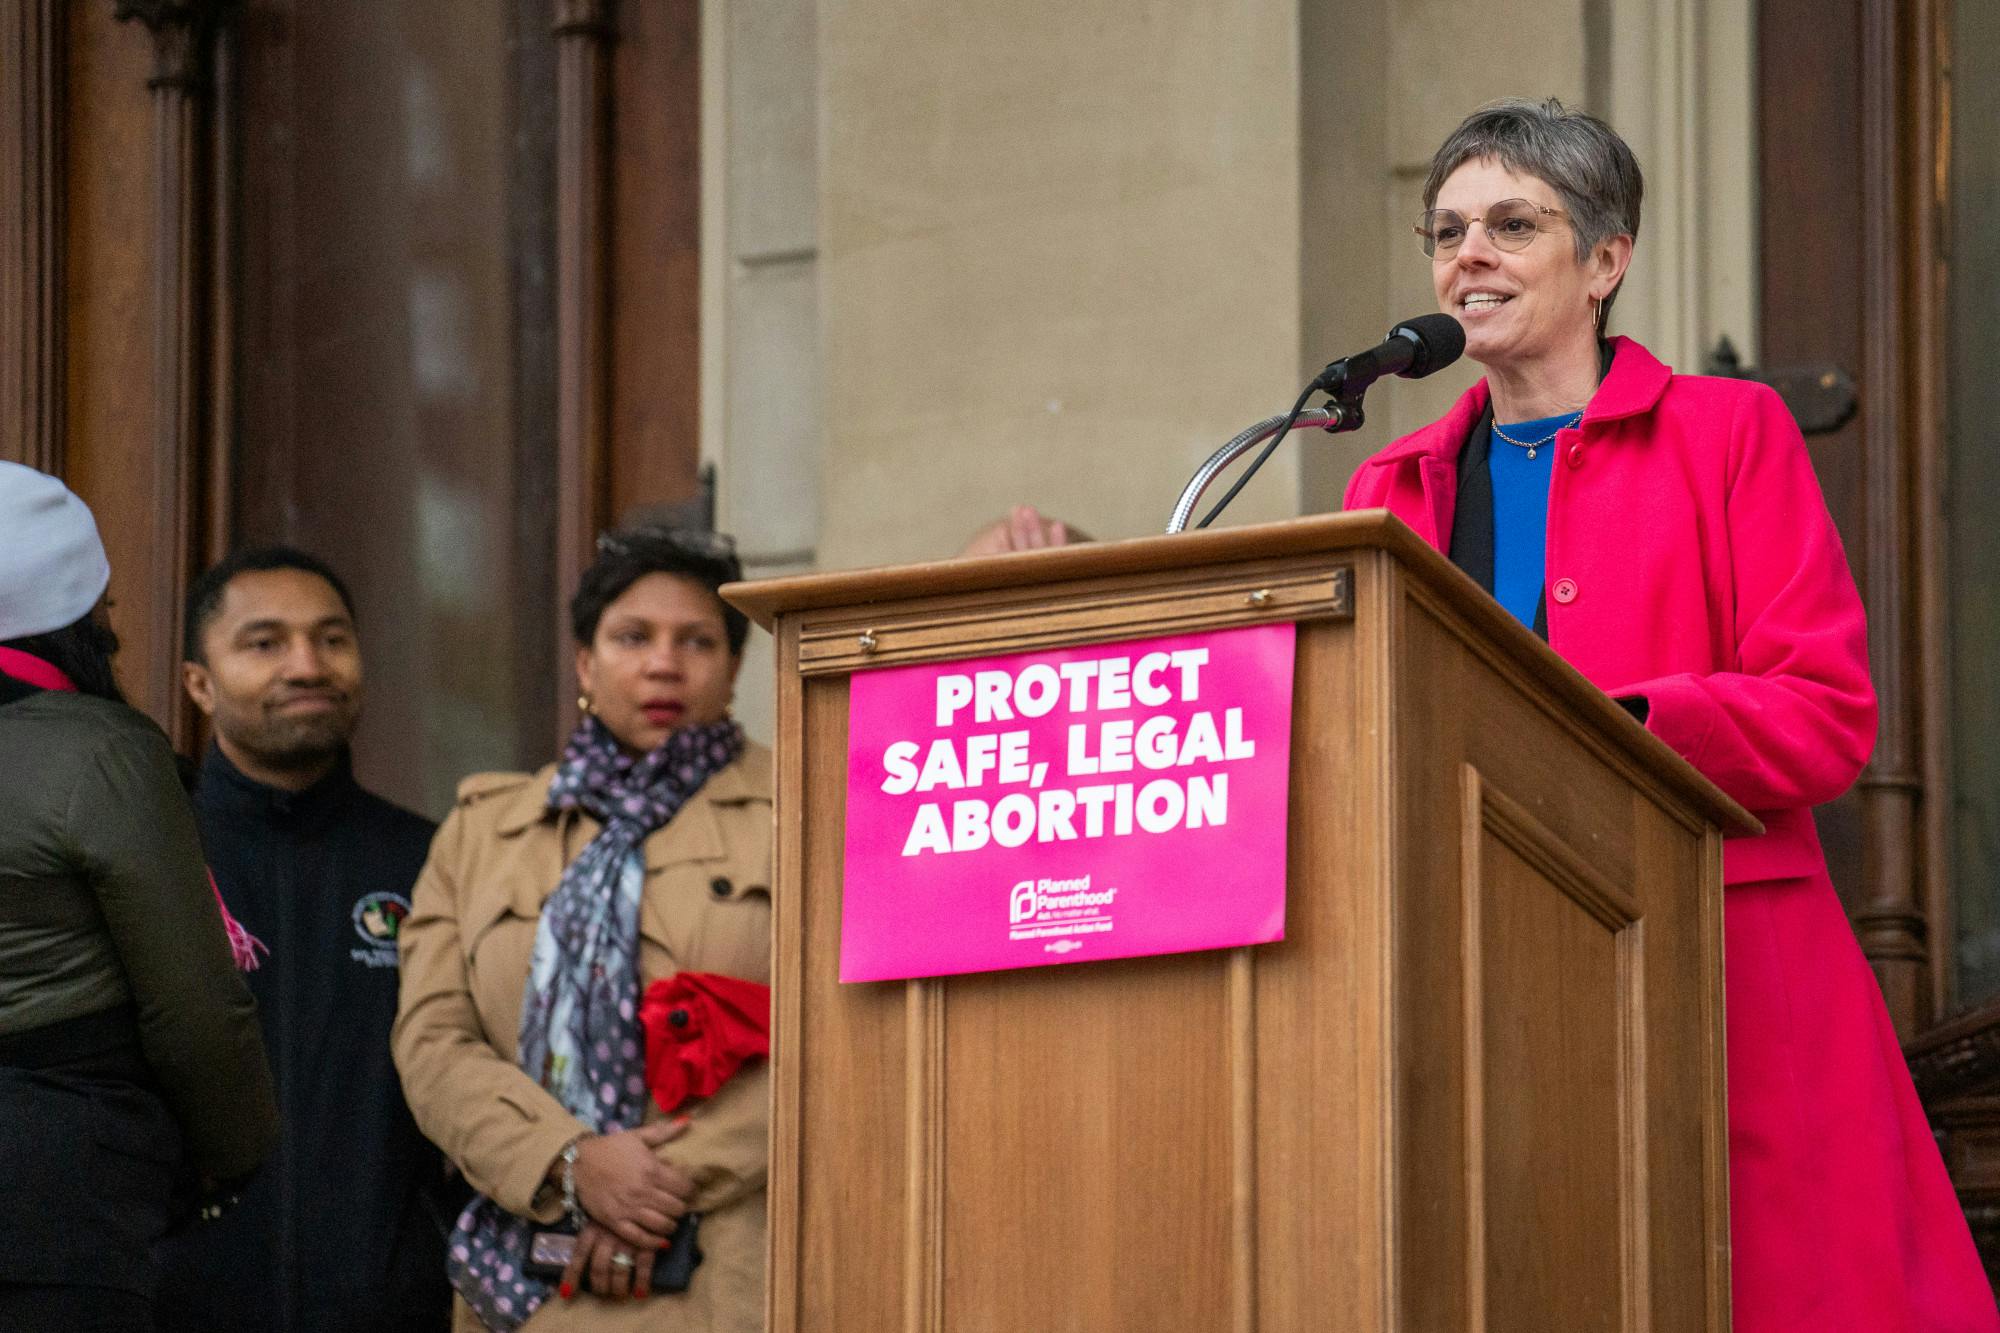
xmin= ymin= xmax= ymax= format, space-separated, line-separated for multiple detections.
xmin=734 ymin=514 xmax=1745 ymax=1333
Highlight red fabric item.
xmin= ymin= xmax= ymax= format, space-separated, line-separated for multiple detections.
xmin=638 ymin=972 xmax=770 ymax=1115
xmin=1346 ymin=336 xmax=1997 ymax=1331
xmin=0 ymin=645 xmax=74 ymax=692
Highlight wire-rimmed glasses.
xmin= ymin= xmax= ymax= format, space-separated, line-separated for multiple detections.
xmin=1415 ymin=199 xmax=1568 ymax=259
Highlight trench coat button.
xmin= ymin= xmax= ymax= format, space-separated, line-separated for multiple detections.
xmin=1567 ymin=443 xmax=1584 ymax=467
xmin=709 ymin=875 xmax=734 ymax=897
xmin=1552 ymin=578 xmax=1578 ymax=604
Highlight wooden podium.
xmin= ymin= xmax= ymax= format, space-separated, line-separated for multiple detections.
xmin=726 ymin=511 xmax=1755 ymax=1333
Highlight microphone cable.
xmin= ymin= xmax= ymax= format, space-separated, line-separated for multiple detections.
xmin=1193 ymin=380 xmax=1321 ymax=531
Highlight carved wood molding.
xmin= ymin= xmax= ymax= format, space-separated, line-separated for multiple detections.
xmin=1906 ymin=997 xmax=2000 ymax=1104
xmin=1849 ymin=0 xmax=1935 ymax=1033
xmin=1907 ymin=995 xmax=2000 ymax=1282
xmin=795 ymin=565 xmax=1352 ymax=676
xmin=552 ymin=0 xmax=613 ymax=38
xmin=1908 ymin=0 xmax=1954 ymax=1030
xmin=111 ymin=0 xmax=227 ymax=88
xmin=552 ymin=0 xmax=615 ymax=751
xmin=113 ymin=0 xmax=234 ymax=749
xmin=0 ymin=0 xmax=64 ymax=474
xmin=901 ymin=978 xmax=944 ymax=1333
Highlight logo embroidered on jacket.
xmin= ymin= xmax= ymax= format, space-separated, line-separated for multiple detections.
xmin=350 ymin=892 xmax=411 ymax=968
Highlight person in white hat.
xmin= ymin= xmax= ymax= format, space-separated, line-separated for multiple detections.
xmin=0 ymin=462 xmax=278 ymax=1331
xmin=0 ymin=458 xmax=117 ymax=693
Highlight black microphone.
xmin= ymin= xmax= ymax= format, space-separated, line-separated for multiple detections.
xmin=1189 ymin=313 xmax=1467 ymax=531
xmin=1310 ymin=313 xmax=1466 ymax=395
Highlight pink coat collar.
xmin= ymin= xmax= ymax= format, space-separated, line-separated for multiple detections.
xmin=1357 ymin=335 xmax=1673 ymax=469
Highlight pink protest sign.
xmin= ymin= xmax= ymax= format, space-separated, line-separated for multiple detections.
xmin=840 ymin=622 xmax=1296 ymax=982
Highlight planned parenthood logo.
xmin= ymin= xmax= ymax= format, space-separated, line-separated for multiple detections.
xmin=1006 ymin=873 xmax=1119 ymax=952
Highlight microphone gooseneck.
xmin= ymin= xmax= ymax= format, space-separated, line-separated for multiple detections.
xmin=1172 ymin=313 xmax=1465 ymax=534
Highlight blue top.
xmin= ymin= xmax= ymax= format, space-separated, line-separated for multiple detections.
xmin=1487 ymin=412 xmax=1572 ymax=628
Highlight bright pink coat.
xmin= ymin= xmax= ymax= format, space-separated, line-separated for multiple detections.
xmin=1345 ymin=337 xmax=1997 ymax=1330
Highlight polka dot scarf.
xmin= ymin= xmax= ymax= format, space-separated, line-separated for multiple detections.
xmin=448 ymin=713 xmax=743 ymax=1330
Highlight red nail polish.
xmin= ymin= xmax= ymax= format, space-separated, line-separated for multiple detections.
xmin=559 ymin=1283 xmax=574 ymax=1300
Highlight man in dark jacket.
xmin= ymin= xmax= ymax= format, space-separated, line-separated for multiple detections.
xmin=155 ymin=546 xmax=455 ymax=1333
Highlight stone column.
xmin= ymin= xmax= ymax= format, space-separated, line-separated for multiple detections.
xmin=813 ymin=0 xmax=1308 ymax=567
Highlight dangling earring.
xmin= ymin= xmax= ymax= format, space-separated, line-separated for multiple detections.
xmin=1592 ymin=295 xmax=1605 ymax=334
xmin=577 ymin=692 xmax=593 ymax=716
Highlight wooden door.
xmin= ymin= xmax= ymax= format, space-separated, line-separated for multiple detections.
xmin=1760 ymin=0 xmax=2000 ymax=1285
xmin=1756 ymin=0 xmax=1944 ymax=1032
xmin=7 ymin=0 xmax=705 ymax=815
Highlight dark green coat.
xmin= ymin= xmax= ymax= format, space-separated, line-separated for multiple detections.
xmin=0 ymin=676 xmax=277 ymax=1185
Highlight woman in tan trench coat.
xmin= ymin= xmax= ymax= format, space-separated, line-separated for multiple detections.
xmin=394 ymin=530 xmax=771 ymax=1333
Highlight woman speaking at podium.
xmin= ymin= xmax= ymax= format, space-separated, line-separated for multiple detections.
xmin=1344 ymin=98 xmax=1994 ymax=1329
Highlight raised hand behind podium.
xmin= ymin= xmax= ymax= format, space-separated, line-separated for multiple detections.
xmin=957 ymin=504 xmax=1090 ymax=557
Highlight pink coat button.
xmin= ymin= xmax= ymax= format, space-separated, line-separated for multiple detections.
xmin=1552 ymin=578 xmax=1578 ymax=604
xmin=1567 ymin=444 xmax=1584 ymax=467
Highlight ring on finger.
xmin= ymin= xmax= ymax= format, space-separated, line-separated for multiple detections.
xmin=609 ymin=1252 xmax=636 ymax=1270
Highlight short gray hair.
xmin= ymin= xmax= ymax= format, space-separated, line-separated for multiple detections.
xmin=1423 ymin=97 xmax=1644 ymax=317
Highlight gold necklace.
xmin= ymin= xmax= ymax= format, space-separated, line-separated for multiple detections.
xmin=1491 ymin=411 xmax=1582 ymax=459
